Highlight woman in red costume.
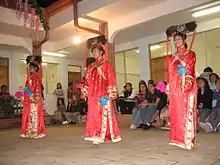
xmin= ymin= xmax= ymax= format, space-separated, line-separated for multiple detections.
xmin=83 ymin=43 xmax=121 ymax=144
xmin=20 ymin=56 xmax=46 ymax=139
xmin=166 ymin=22 xmax=197 ymax=150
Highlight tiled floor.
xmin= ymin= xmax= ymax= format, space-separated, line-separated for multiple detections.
xmin=0 ymin=122 xmax=220 ymax=165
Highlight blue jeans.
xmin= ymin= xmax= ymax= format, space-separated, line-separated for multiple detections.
xmin=132 ymin=108 xmax=141 ymax=127
xmin=140 ymin=105 xmax=157 ymax=124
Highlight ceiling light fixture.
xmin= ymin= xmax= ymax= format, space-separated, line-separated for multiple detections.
xmin=192 ymin=5 xmax=220 ymax=17
xmin=150 ymin=44 xmax=161 ymax=50
xmin=42 ymin=51 xmax=66 ymax=57
xmin=73 ymin=36 xmax=81 ymax=44
xmin=136 ymin=50 xmax=139 ymax=53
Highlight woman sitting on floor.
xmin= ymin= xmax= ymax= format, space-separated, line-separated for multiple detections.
xmin=199 ymin=78 xmax=220 ymax=132
xmin=130 ymin=81 xmax=148 ymax=129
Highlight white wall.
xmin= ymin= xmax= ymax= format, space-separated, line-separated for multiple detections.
xmin=0 ymin=50 xmax=83 ymax=115
xmin=115 ymin=17 xmax=220 ymax=81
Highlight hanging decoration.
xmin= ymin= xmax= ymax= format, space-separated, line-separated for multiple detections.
xmin=15 ymin=0 xmax=49 ymax=40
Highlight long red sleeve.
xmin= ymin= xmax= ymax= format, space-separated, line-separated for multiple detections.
xmin=106 ymin=62 xmax=118 ymax=100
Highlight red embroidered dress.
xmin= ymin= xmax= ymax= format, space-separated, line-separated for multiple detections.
xmin=167 ymin=47 xmax=197 ymax=150
xmin=83 ymin=58 xmax=121 ymax=143
xmin=21 ymin=66 xmax=46 ymax=139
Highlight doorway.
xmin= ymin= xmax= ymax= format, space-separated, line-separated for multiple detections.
xmin=150 ymin=56 xmax=167 ymax=83
xmin=68 ymin=65 xmax=82 ymax=97
xmin=0 ymin=57 xmax=9 ymax=87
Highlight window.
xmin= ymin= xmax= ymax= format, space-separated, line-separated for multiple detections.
xmin=115 ymin=48 xmax=140 ymax=91
xmin=149 ymin=28 xmax=220 ymax=78
xmin=19 ymin=60 xmax=59 ymax=94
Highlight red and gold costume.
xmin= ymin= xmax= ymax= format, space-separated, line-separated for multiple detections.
xmin=166 ymin=22 xmax=197 ymax=150
xmin=83 ymin=56 xmax=121 ymax=143
xmin=21 ymin=56 xmax=46 ymax=139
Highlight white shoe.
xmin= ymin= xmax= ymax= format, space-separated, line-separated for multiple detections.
xmin=20 ymin=134 xmax=28 ymax=138
xmin=38 ymin=134 xmax=46 ymax=138
xmin=62 ymin=121 xmax=68 ymax=125
xmin=199 ymin=122 xmax=213 ymax=132
xmin=130 ymin=124 xmax=136 ymax=130
xmin=92 ymin=141 xmax=100 ymax=145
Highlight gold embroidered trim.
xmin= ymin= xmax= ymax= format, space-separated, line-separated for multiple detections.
xmin=84 ymin=100 xmax=121 ymax=143
xmin=184 ymin=93 xmax=196 ymax=150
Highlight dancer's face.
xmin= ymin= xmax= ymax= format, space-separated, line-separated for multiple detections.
xmin=92 ymin=48 xmax=101 ymax=59
xmin=174 ymin=35 xmax=185 ymax=48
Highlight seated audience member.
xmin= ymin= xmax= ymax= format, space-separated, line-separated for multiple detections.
xmin=200 ymin=78 xmax=220 ymax=132
xmin=0 ymin=85 xmax=11 ymax=100
xmin=62 ymin=95 xmax=81 ymax=124
xmin=79 ymin=93 xmax=88 ymax=116
xmin=197 ymin=77 xmax=213 ymax=122
xmin=0 ymin=85 xmax=14 ymax=117
xmin=118 ymin=82 xmax=136 ymax=114
xmin=140 ymin=81 xmax=160 ymax=130
xmin=130 ymin=81 xmax=148 ymax=129
xmin=209 ymin=73 xmax=219 ymax=91
xmin=152 ymin=81 xmax=168 ymax=127
xmin=54 ymin=98 xmax=66 ymax=123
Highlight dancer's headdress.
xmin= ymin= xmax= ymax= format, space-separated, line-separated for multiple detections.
xmin=165 ymin=21 xmax=197 ymax=55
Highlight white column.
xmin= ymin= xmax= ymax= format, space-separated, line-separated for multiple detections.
xmin=10 ymin=53 xmax=20 ymax=94
xmin=138 ymin=39 xmax=151 ymax=81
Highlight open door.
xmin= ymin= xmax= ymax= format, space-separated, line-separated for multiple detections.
xmin=68 ymin=65 xmax=82 ymax=97
xmin=151 ymin=56 xmax=167 ymax=83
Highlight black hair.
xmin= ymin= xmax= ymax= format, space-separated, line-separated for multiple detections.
xmin=87 ymin=57 xmax=95 ymax=67
xmin=68 ymin=82 xmax=73 ymax=87
xmin=26 ymin=56 xmax=42 ymax=71
xmin=57 ymin=83 xmax=62 ymax=89
xmin=163 ymin=81 xmax=167 ymax=85
xmin=174 ymin=32 xmax=188 ymax=49
xmin=1 ymin=85 xmax=7 ymax=90
xmin=204 ymin=67 xmax=213 ymax=73
xmin=148 ymin=81 xmax=156 ymax=87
